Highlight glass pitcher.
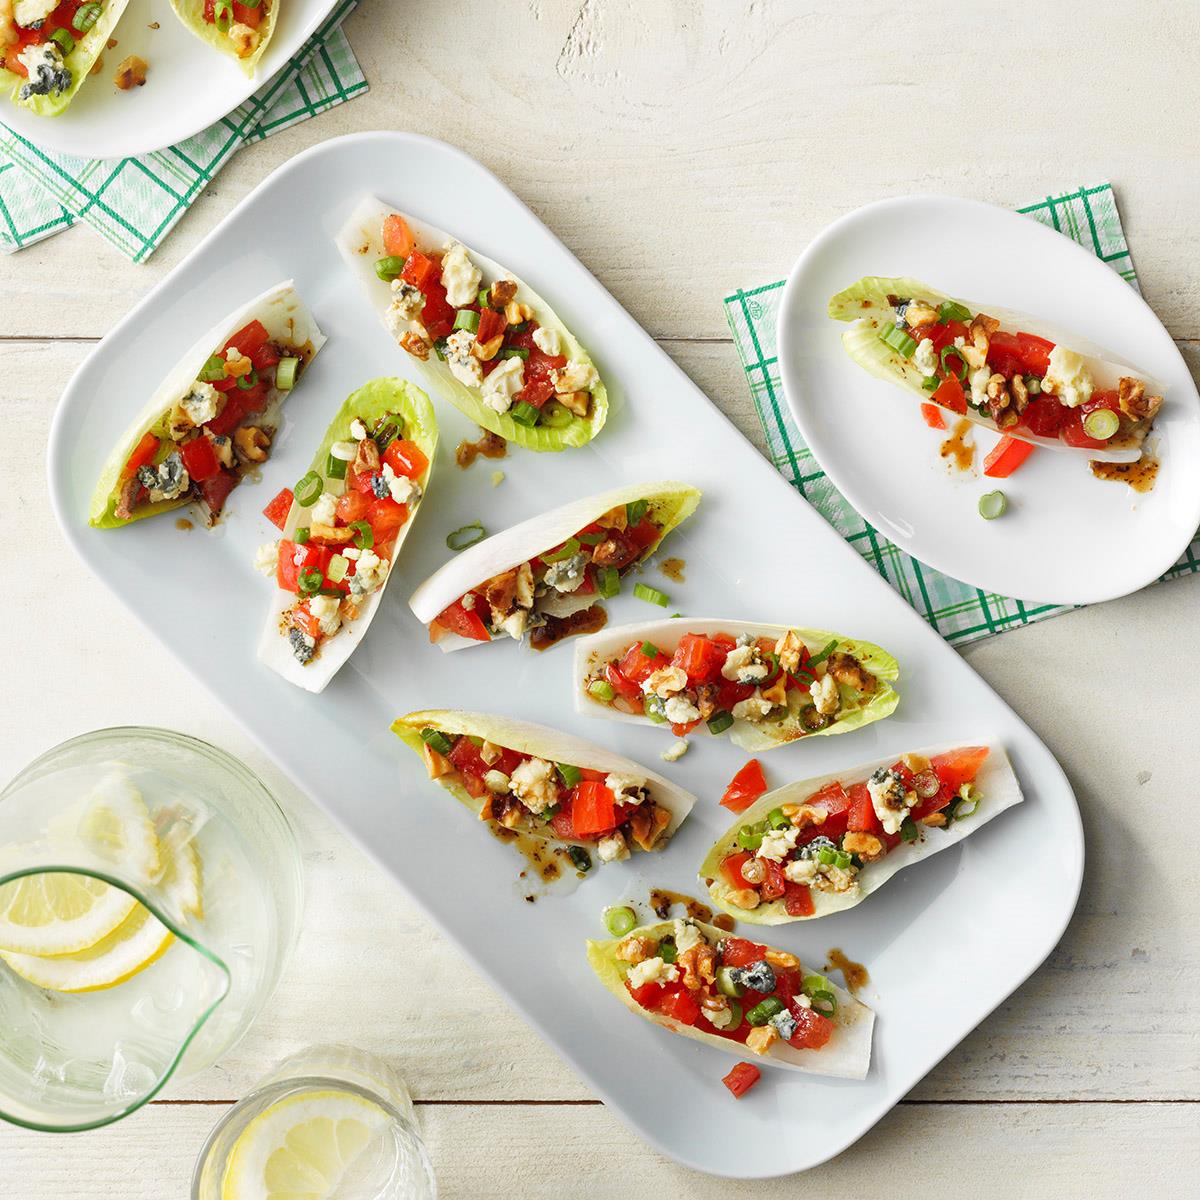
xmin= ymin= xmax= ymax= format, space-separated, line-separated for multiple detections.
xmin=0 ymin=727 xmax=304 ymax=1132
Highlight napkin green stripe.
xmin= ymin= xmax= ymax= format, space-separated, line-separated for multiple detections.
xmin=723 ymin=183 xmax=1200 ymax=646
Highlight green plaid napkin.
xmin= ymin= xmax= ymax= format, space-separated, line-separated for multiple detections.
xmin=725 ymin=184 xmax=1200 ymax=646
xmin=0 ymin=0 xmax=366 ymax=262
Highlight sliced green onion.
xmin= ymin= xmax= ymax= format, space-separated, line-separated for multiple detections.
xmin=557 ymin=762 xmax=581 ymax=788
xmin=275 ymin=356 xmax=299 ymax=391
xmin=50 ymin=27 xmax=75 ymax=55
xmin=73 ymin=3 xmax=103 ymax=33
xmin=807 ymin=638 xmax=838 ymax=668
xmin=540 ymin=403 xmax=573 ymax=428
xmin=500 ymin=346 xmax=529 ymax=360
xmin=808 ymin=989 xmax=838 ymax=1017
xmin=625 ymin=498 xmax=648 ymax=525
xmin=293 ymin=527 xmax=310 ymax=545
xmin=375 ymin=256 xmax=406 ymax=281
xmin=510 ymin=401 xmax=540 ymax=427
xmin=767 ymin=807 xmax=790 ymax=831
xmin=1083 ymin=407 xmax=1120 ymax=440
xmin=633 ymin=583 xmax=669 ymax=607
xmin=834 ymin=850 xmax=853 ymax=870
xmin=921 ymin=375 xmax=940 ymax=391
xmin=604 ymin=906 xmax=636 ymax=937
xmin=507 ymin=321 xmax=529 ymax=334
xmin=953 ymin=784 xmax=980 ymax=821
xmin=477 ymin=287 xmax=492 ymax=308
xmin=595 ymin=566 xmax=620 ymax=598
xmin=736 ymin=824 xmax=764 ymax=851
xmin=348 ymin=520 xmax=373 ymax=550
xmin=294 ymin=471 xmax=323 ymax=507
xmin=716 ymin=967 xmax=745 ymax=998
xmin=446 ymin=522 xmax=486 ymax=551
xmin=419 ymin=728 xmax=454 ymax=756
xmin=658 ymin=938 xmax=677 ymax=965
xmin=900 ymin=817 xmax=919 ymax=843
xmin=1025 ymin=375 xmax=1042 ymax=395
xmin=588 ymin=679 xmax=616 ymax=702
xmin=297 ymin=567 xmax=323 ymax=595
xmin=938 ymin=300 xmax=972 ymax=324
xmin=817 ymin=845 xmax=836 ymax=865
xmin=240 ymin=0 xmax=263 ymax=6
xmin=213 ymin=0 xmax=233 ymax=32
xmin=643 ymin=696 xmax=668 ymax=724
xmin=939 ymin=344 xmax=969 ymax=380
xmin=198 ymin=354 xmax=226 ymax=382
xmin=707 ymin=711 xmax=734 ymax=735
xmin=326 ymin=555 xmax=349 ymax=584
xmin=568 ymin=846 xmax=592 ymax=873
xmin=746 ymin=996 xmax=784 ymax=1026
xmin=433 ymin=338 xmax=448 ymax=361
xmin=978 ymin=490 xmax=1007 ymax=521
xmin=236 ymin=368 xmax=260 ymax=391
xmin=326 ymin=452 xmax=347 ymax=480
xmin=373 ymin=419 xmax=400 ymax=452
xmin=640 ymin=641 xmax=660 ymax=658
xmin=878 ymin=322 xmax=918 ymax=357
xmin=453 ymin=308 xmax=480 ymax=333
xmin=578 ymin=530 xmax=604 ymax=546
xmin=544 ymin=537 xmax=581 ymax=563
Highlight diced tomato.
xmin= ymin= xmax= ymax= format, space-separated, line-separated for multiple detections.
xmin=717 ymin=679 xmax=755 ymax=711
xmin=420 ymin=281 xmax=457 ymax=341
xmin=368 ymin=497 xmax=408 ymax=548
xmin=671 ymin=634 xmax=727 ymax=684
xmin=262 ymin=487 xmax=294 ymax=530
xmin=783 ymin=882 xmax=814 ymax=917
xmin=1016 ymin=332 xmax=1054 ymax=375
xmin=660 ymin=987 xmax=700 ymax=1026
xmin=224 ymin=319 xmax=270 ymax=361
xmin=476 ymin=306 xmax=507 ymax=346
xmin=931 ymin=373 xmax=966 ymax=415
xmin=205 ymin=1 xmax=263 ymax=27
xmin=290 ymin=602 xmax=323 ymax=641
xmin=931 ymin=746 xmax=989 ymax=793
xmin=720 ymin=937 xmax=768 ymax=969
xmin=433 ymin=599 xmax=490 ymax=642
xmin=720 ymin=760 xmax=767 ymax=813
xmin=720 ymin=851 xmax=754 ymax=890
xmin=617 ymin=641 xmax=669 ymax=685
xmin=382 ymin=213 xmax=416 ymax=258
xmin=921 ymin=402 xmax=946 ymax=429
xmin=275 ymin=540 xmax=327 ymax=593
xmin=626 ymin=517 xmax=661 ymax=551
xmin=204 ymin=394 xmax=247 ymax=438
xmin=1083 ymin=388 xmax=1121 ymax=414
xmin=759 ymin=858 xmax=786 ymax=902
xmin=721 ymin=1062 xmax=761 ymax=1099
xmin=346 ymin=466 xmax=378 ymax=496
xmin=787 ymin=1004 xmax=835 ymax=1050
xmin=1020 ymin=395 xmax=1069 ymax=438
xmin=399 ymin=250 xmax=441 ymax=293
xmin=846 ymin=782 xmax=881 ymax=835
xmin=983 ymin=435 xmax=1035 ymax=478
xmin=334 ymin=491 xmax=372 ymax=525
xmin=121 ymin=431 xmax=159 ymax=480
xmin=571 ymin=781 xmax=618 ymax=837
xmin=985 ymin=331 xmax=1027 ymax=378
xmin=179 ymin=436 xmax=220 ymax=483
xmin=198 ymin=470 xmax=238 ymax=518
xmin=235 ymin=381 xmax=269 ymax=416
xmin=382 ymin=439 xmax=429 ymax=481
xmin=550 ymin=800 xmax=575 ymax=840
xmin=626 ymin=979 xmax=664 ymax=1010
xmin=805 ymin=781 xmax=850 ymax=842
xmin=516 ymin=376 xmax=556 ymax=407
xmin=448 ymin=736 xmax=488 ymax=780
xmin=603 ymin=663 xmax=644 ymax=708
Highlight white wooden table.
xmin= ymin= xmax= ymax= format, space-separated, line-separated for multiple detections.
xmin=4 ymin=1 xmax=1199 ymax=1193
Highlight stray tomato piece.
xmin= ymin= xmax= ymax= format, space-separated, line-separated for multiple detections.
xmin=262 ymin=487 xmax=294 ymax=530
xmin=983 ymin=435 xmax=1035 ymax=478
xmin=383 ymin=213 xmax=416 ymax=258
xmin=920 ymin=402 xmax=946 ymax=429
xmin=720 ymin=760 xmax=767 ymax=813
xmin=571 ymin=781 xmax=618 ymax=837
xmin=178 ymin=436 xmax=220 ymax=483
xmin=931 ymin=374 xmax=966 ymax=415
xmin=122 ymin=431 xmax=159 ymax=480
xmin=721 ymin=1062 xmax=761 ymax=1099
xmin=433 ymin=599 xmax=490 ymax=642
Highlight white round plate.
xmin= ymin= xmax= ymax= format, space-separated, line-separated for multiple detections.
xmin=777 ymin=195 xmax=1200 ymax=604
xmin=0 ymin=0 xmax=340 ymax=160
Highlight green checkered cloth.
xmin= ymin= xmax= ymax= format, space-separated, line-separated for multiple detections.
xmin=0 ymin=0 xmax=365 ymax=262
xmin=725 ymin=183 xmax=1200 ymax=645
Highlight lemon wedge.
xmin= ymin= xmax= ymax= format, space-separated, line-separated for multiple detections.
xmin=221 ymin=1089 xmax=393 ymax=1200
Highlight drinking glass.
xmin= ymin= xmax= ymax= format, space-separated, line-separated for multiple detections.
xmin=0 ymin=727 xmax=303 ymax=1131
xmin=192 ymin=1046 xmax=437 ymax=1198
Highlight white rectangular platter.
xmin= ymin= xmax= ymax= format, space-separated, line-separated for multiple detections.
xmin=46 ymin=132 xmax=1083 ymax=1178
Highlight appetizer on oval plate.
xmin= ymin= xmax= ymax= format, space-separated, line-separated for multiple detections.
xmin=575 ymin=619 xmax=898 ymax=751
xmin=409 ymin=482 xmax=700 ymax=652
xmin=587 ymin=918 xmax=873 ymax=1079
xmin=89 ymin=280 xmax=324 ymax=528
xmin=700 ymin=744 xmax=1021 ymax=924
xmin=829 ymin=276 xmax=1164 ymax=462
xmin=391 ymin=711 xmax=695 ymax=867
xmin=336 ymin=196 xmax=607 ymax=451
xmin=256 ymin=379 xmax=437 ymax=692
xmin=168 ymin=1 xmax=277 ymax=75
xmin=1 ymin=0 xmax=131 ymax=116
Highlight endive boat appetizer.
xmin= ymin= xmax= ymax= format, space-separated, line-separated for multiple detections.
xmin=575 ymin=619 xmax=898 ymax=750
xmin=587 ymin=918 xmax=873 ymax=1078
xmin=391 ymin=711 xmax=695 ymax=868
xmin=829 ymin=276 xmax=1164 ymax=462
xmin=700 ymin=744 xmax=1022 ymax=924
xmin=1 ymin=0 xmax=130 ymax=116
xmin=336 ymin=196 xmax=608 ymax=451
xmin=409 ymin=482 xmax=700 ymax=651
xmin=168 ymin=1 xmax=277 ymax=74
xmin=90 ymin=281 xmax=324 ymax=529
xmin=256 ymin=379 xmax=437 ymax=692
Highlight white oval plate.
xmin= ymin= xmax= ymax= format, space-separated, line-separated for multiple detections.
xmin=1 ymin=0 xmax=340 ymax=160
xmin=777 ymin=195 xmax=1200 ymax=605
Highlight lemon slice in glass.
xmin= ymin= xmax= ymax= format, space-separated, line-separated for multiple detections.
xmin=221 ymin=1089 xmax=393 ymax=1200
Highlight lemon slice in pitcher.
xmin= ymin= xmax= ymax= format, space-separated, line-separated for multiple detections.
xmin=221 ymin=1089 xmax=393 ymax=1200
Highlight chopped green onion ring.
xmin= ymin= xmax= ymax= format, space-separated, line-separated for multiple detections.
xmin=375 ymin=256 xmax=407 ymax=282
xmin=807 ymin=638 xmax=838 ymax=668
xmin=198 ymin=354 xmax=226 ymax=382
xmin=297 ymin=567 xmax=323 ymax=595
xmin=453 ymin=308 xmax=481 ymax=334
xmin=348 ymin=520 xmax=373 ymax=550
xmin=588 ymin=679 xmax=616 ymax=702
xmin=556 ymin=762 xmax=581 ymax=788
xmin=939 ymin=344 xmax=969 ymax=380
xmin=73 ymin=3 xmax=102 ymax=33
xmin=568 ymin=846 xmax=592 ymax=873
xmin=633 ymin=582 xmax=669 ymax=607
xmin=604 ymin=906 xmax=636 ymax=937
xmin=640 ymin=641 xmax=660 ymax=658
xmin=707 ymin=711 xmax=734 ymax=735
xmin=1082 ymin=407 xmax=1120 ymax=441
xmin=326 ymin=452 xmax=347 ymax=480
xmin=878 ymin=322 xmax=918 ymax=358
xmin=275 ymin=356 xmax=300 ymax=391
xmin=419 ymin=728 xmax=454 ymax=756
xmin=236 ymin=368 xmax=260 ymax=391
xmin=543 ymin=537 xmax=581 ymax=563
xmin=626 ymin=498 xmax=648 ymax=525
xmin=938 ymin=300 xmax=972 ymax=324
xmin=294 ymin=471 xmax=323 ymax=507
xmin=595 ymin=566 xmax=620 ymax=598
xmin=446 ymin=522 xmax=486 ymax=552
xmin=49 ymin=27 xmax=74 ymax=55
xmin=978 ymin=490 xmax=1007 ymax=521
